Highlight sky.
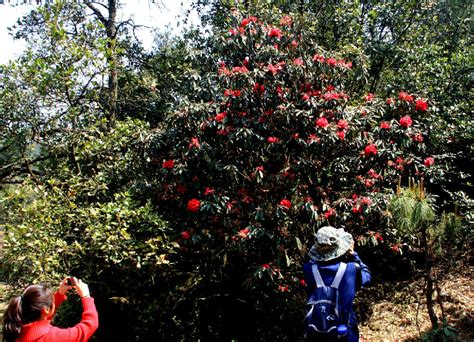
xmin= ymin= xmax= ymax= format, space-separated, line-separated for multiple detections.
xmin=0 ymin=0 xmax=197 ymax=64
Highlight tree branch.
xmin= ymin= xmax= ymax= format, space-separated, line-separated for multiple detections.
xmin=83 ymin=0 xmax=107 ymax=25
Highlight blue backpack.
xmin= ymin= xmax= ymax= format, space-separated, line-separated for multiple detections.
xmin=304 ymin=262 xmax=348 ymax=338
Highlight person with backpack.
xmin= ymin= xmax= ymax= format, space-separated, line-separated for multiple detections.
xmin=2 ymin=277 xmax=99 ymax=342
xmin=303 ymin=226 xmax=371 ymax=341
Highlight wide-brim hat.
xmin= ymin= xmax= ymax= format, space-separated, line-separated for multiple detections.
xmin=308 ymin=226 xmax=353 ymax=262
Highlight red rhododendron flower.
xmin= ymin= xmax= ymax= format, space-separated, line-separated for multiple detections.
xmin=415 ymin=99 xmax=428 ymax=111
xmin=240 ymin=16 xmax=257 ymax=28
xmin=325 ymin=208 xmax=336 ymax=219
xmin=364 ymin=93 xmax=375 ymax=102
xmin=364 ymin=144 xmax=378 ymax=156
xmin=162 ymin=159 xmax=174 ymax=169
xmin=267 ymin=136 xmax=280 ymax=143
xmin=203 ymin=187 xmax=215 ymax=196
xmin=364 ymin=179 xmax=375 ymax=187
xmin=386 ymin=97 xmax=394 ymax=105
xmin=189 ymin=137 xmax=200 ymax=149
xmin=229 ymin=28 xmax=238 ymax=35
xmin=291 ymin=40 xmax=298 ymax=47
xmin=398 ymin=91 xmax=414 ymax=102
xmin=312 ymin=54 xmax=325 ymax=63
xmin=253 ymin=82 xmax=265 ymax=94
xmin=337 ymin=119 xmax=349 ymax=129
xmin=413 ymin=133 xmax=424 ymax=142
xmin=396 ymin=157 xmax=404 ymax=164
xmin=399 ymin=115 xmax=413 ymax=128
xmin=262 ymin=263 xmax=270 ymax=269
xmin=361 ymin=197 xmax=372 ymax=206
xmin=380 ymin=121 xmax=391 ymax=130
xmin=374 ymin=232 xmax=384 ymax=242
xmin=280 ymin=15 xmax=293 ymax=26
xmin=238 ymin=228 xmax=250 ymax=238
xmin=308 ymin=134 xmax=320 ymax=143
xmin=187 ymin=199 xmax=201 ymax=213
xmin=268 ymin=27 xmax=282 ymax=38
xmin=214 ymin=112 xmax=227 ymax=122
xmin=326 ymin=57 xmax=337 ymax=66
xmin=181 ymin=231 xmax=191 ymax=240
xmin=300 ymin=279 xmax=306 ymax=287
xmin=316 ymin=116 xmax=329 ymax=128
xmin=336 ymin=130 xmax=345 ymax=140
xmin=424 ymin=157 xmax=435 ymax=167
xmin=278 ymin=284 xmax=289 ymax=292
xmin=256 ymin=166 xmax=264 ymax=172
xmin=231 ymin=66 xmax=249 ymax=74
xmin=279 ymin=199 xmax=291 ymax=209
xmin=293 ymin=58 xmax=304 ymax=66
xmin=266 ymin=62 xmax=285 ymax=74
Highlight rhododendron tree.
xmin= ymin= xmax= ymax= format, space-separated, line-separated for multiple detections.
xmin=143 ymin=10 xmax=443 ymax=339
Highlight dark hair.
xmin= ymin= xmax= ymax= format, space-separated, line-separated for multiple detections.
xmin=2 ymin=284 xmax=53 ymax=342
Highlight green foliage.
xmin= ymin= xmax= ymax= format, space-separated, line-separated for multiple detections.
xmin=422 ymin=320 xmax=458 ymax=342
xmin=0 ymin=1 xmax=472 ymax=340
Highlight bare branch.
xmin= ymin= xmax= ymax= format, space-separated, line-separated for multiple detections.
xmin=83 ymin=0 xmax=107 ymax=25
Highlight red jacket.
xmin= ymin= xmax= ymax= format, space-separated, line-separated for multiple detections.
xmin=17 ymin=292 xmax=99 ymax=342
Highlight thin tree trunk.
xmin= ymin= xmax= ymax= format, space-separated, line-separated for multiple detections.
xmin=106 ymin=0 xmax=117 ymax=122
xmin=422 ymin=228 xmax=439 ymax=329
xmin=84 ymin=0 xmax=117 ymax=123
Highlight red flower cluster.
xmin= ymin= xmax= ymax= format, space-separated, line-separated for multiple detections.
xmin=415 ymin=99 xmax=428 ymax=111
xmin=240 ymin=16 xmax=258 ymax=28
xmin=279 ymin=199 xmax=291 ymax=209
xmin=280 ymin=15 xmax=293 ymax=26
xmin=253 ymin=82 xmax=265 ymax=94
xmin=337 ymin=119 xmax=349 ymax=130
xmin=187 ymin=199 xmax=201 ymax=213
xmin=162 ymin=159 xmax=175 ymax=169
xmin=312 ymin=54 xmax=352 ymax=68
xmin=181 ymin=231 xmax=191 ymax=240
xmin=189 ymin=137 xmax=200 ymax=149
xmin=237 ymin=227 xmax=250 ymax=239
xmin=413 ymin=133 xmax=424 ymax=142
xmin=399 ymin=115 xmax=413 ymax=128
xmin=316 ymin=117 xmax=329 ymax=128
xmin=364 ymin=93 xmax=375 ymax=102
xmin=325 ymin=208 xmax=336 ymax=219
xmin=424 ymin=157 xmax=435 ymax=167
xmin=266 ymin=61 xmax=285 ymax=75
xmin=364 ymin=144 xmax=378 ymax=156
xmin=267 ymin=136 xmax=280 ymax=143
xmin=224 ymin=89 xmax=242 ymax=97
xmin=214 ymin=112 xmax=227 ymax=122
xmin=380 ymin=121 xmax=391 ymax=130
xmin=398 ymin=91 xmax=414 ymax=102
xmin=268 ymin=27 xmax=283 ymax=39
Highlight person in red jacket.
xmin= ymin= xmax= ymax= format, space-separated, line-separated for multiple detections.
xmin=2 ymin=277 xmax=99 ymax=342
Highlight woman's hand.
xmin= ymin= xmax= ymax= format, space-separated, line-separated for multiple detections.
xmin=70 ymin=277 xmax=91 ymax=298
xmin=58 ymin=277 xmax=73 ymax=295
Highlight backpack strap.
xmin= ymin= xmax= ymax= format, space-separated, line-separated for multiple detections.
xmin=331 ymin=262 xmax=347 ymax=289
xmin=311 ymin=264 xmax=325 ymax=288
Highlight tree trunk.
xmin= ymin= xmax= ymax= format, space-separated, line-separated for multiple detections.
xmin=106 ymin=0 xmax=117 ymax=122
xmin=84 ymin=0 xmax=117 ymax=123
xmin=422 ymin=228 xmax=439 ymax=329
